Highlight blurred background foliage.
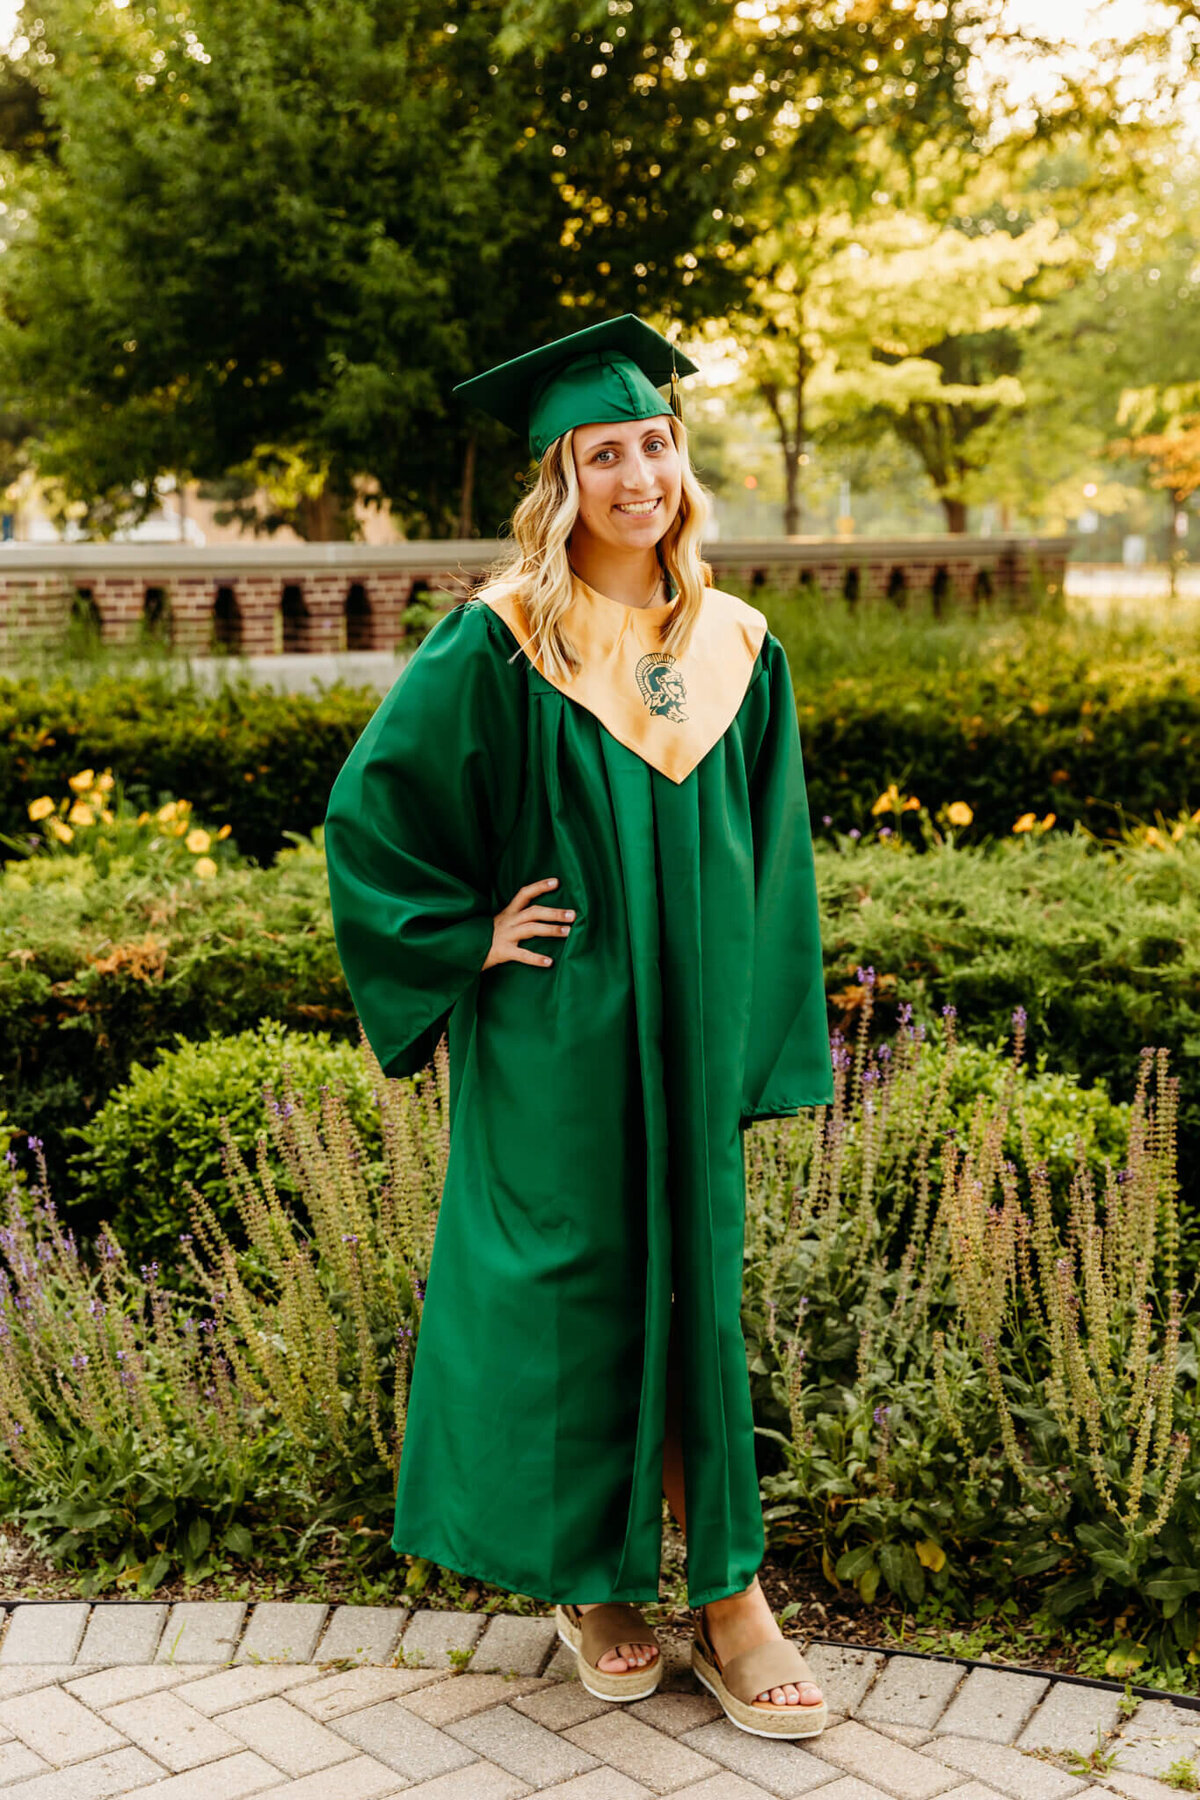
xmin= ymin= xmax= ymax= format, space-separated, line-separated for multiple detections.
xmin=0 ymin=0 xmax=1192 ymax=545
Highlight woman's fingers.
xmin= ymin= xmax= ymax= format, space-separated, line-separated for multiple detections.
xmin=508 ymin=876 xmax=560 ymax=909
xmin=485 ymin=878 xmax=578 ymax=970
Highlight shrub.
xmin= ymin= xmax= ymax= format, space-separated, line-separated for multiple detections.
xmin=2 ymin=996 xmax=1194 ymax=1669
xmin=745 ymin=977 xmax=1198 ymax=1672
xmin=3 ymin=767 xmax=241 ymax=885
xmin=69 ymin=1022 xmax=384 ymax=1259
xmin=0 ymin=672 xmax=378 ymax=866
xmin=0 ymin=831 xmax=351 ymax=1195
xmin=4 ymin=822 xmax=1199 ymax=1219
xmin=0 ymin=1041 xmax=444 ymax=1594
xmin=4 ymin=597 xmax=1200 ymax=865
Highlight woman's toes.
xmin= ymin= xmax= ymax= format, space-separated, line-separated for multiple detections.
xmin=598 ymin=1640 xmax=657 ymax=1671
xmin=800 ymin=1682 xmax=823 ymax=1706
xmin=757 ymin=1682 xmax=803 ymax=1706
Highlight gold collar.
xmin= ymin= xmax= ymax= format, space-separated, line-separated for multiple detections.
xmin=482 ymin=570 xmax=768 ymax=784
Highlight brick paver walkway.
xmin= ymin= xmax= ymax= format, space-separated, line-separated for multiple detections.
xmin=0 ymin=1600 xmax=1193 ymax=1797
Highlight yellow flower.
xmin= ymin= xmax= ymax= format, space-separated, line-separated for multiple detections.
xmin=186 ymin=829 xmax=211 ymax=854
xmin=193 ymin=856 xmax=218 ymax=879
xmin=1040 ymin=813 xmax=1055 ymax=830
xmin=27 ymin=796 xmax=55 ymax=822
xmin=902 ymin=796 xmax=921 ymax=812
xmin=68 ymin=769 xmax=95 ymax=793
xmin=47 ymin=818 xmax=74 ymax=844
xmin=136 ymin=812 xmax=150 ymax=826
xmin=946 ymin=801 xmax=974 ymax=827
xmin=156 ymin=801 xmax=178 ymax=823
xmin=100 ymin=809 xmax=115 ymax=825
xmin=169 ymin=820 xmax=188 ymax=837
xmin=67 ymin=801 xmax=96 ymax=827
xmin=871 ymin=784 xmax=901 ymax=817
xmin=96 ymin=771 xmax=115 ymax=793
xmin=1145 ymin=827 xmax=1167 ymax=850
xmin=1012 ymin=812 xmax=1037 ymax=833
xmin=216 ymin=824 xmax=232 ymax=841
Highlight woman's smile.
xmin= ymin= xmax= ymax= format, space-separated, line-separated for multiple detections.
xmin=613 ymin=497 xmax=661 ymax=516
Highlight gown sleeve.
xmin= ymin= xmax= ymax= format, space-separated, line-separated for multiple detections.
xmin=739 ymin=629 xmax=835 ymax=1128
xmin=324 ymin=601 xmax=525 ymax=1081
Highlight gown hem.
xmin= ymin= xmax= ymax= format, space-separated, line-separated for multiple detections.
xmin=740 ymin=1090 xmax=834 ymax=1125
xmin=391 ymin=1535 xmax=764 ymax=1610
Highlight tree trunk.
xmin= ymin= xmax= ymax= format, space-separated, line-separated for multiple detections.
xmin=941 ymin=494 xmax=968 ymax=534
xmin=1169 ymin=488 xmax=1187 ymax=599
xmin=760 ymin=338 xmax=811 ymax=538
xmin=298 ymin=481 xmax=356 ymax=541
xmin=458 ymin=430 xmax=477 ymax=539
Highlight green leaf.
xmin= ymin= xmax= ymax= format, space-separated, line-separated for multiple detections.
xmin=221 ymin=1524 xmax=253 ymax=1559
xmin=139 ymin=1552 xmax=171 ymax=1595
xmin=835 ymin=1544 xmax=878 ymax=1581
xmin=186 ymin=1517 xmax=212 ymax=1559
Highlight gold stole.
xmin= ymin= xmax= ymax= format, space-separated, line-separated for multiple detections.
xmin=482 ymin=572 xmax=768 ymax=784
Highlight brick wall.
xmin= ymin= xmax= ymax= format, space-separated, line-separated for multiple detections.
xmin=0 ymin=537 xmax=1072 ymax=655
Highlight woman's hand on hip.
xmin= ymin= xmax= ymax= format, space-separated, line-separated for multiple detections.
xmin=483 ymin=877 xmax=575 ymax=971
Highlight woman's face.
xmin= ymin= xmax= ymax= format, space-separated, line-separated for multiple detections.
xmin=569 ymin=415 xmax=682 ymax=555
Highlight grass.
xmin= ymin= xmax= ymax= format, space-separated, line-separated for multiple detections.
xmin=7 ymin=568 xmax=1200 ymax=699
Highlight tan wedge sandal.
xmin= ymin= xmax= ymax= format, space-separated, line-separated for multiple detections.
xmin=555 ymin=1602 xmax=664 ymax=1702
xmin=691 ymin=1606 xmax=828 ymax=1739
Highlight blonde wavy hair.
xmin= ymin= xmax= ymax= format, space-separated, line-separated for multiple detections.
xmin=469 ymin=412 xmax=715 ymax=685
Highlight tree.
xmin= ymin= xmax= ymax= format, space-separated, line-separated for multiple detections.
xmin=0 ymin=0 xmax=1017 ymax=537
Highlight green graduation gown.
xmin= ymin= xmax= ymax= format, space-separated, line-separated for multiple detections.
xmin=323 ymin=578 xmax=833 ymax=1607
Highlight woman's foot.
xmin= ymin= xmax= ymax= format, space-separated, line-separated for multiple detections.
xmin=701 ymin=1577 xmax=823 ymax=1709
xmin=577 ymin=1602 xmax=659 ymax=1674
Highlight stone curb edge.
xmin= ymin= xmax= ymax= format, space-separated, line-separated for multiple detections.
xmin=2 ymin=1596 xmax=1197 ymax=1711
xmin=817 ymin=1634 xmax=1200 ymax=1712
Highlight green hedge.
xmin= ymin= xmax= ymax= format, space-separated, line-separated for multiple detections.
xmin=69 ymin=1021 xmax=384 ymax=1259
xmin=2 ymin=629 xmax=1198 ymax=868
xmin=0 ymin=674 xmax=377 ymax=865
xmin=0 ymin=835 xmax=352 ymax=1196
xmin=3 ymin=827 xmax=1198 ymax=1220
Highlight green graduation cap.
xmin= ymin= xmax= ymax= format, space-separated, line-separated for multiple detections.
xmin=453 ymin=312 xmax=700 ymax=462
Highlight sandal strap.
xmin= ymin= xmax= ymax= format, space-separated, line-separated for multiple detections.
xmin=572 ymin=1602 xmax=656 ymax=1666
xmin=719 ymin=1638 xmax=819 ymax=1706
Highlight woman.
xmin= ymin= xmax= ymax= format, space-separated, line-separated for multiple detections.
xmin=324 ymin=312 xmax=834 ymax=1739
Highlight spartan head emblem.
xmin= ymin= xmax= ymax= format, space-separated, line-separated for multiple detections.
xmin=636 ymin=651 xmax=688 ymax=722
